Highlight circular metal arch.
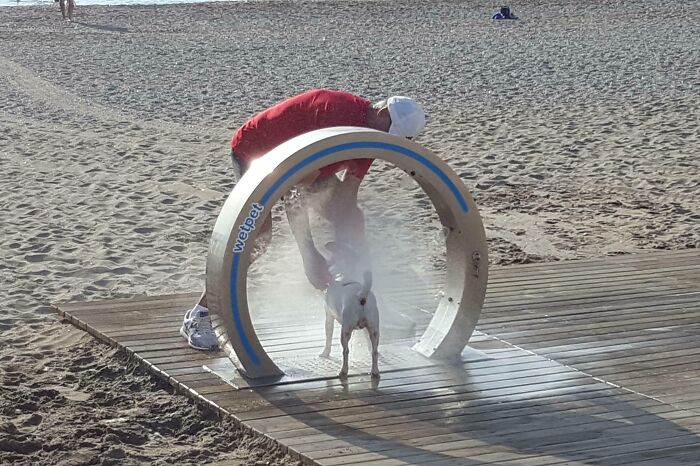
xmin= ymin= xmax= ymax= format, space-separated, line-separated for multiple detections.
xmin=206 ymin=127 xmax=488 ymax=379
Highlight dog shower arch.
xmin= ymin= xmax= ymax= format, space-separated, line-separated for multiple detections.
xmin=206 ymin=127 xmax=489 ymax=379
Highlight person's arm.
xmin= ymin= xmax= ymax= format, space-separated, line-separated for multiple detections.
xmin=284 ymin=172 xmax=331 ymax=290
xmin=331 ymin=174 xmax=367 ymax=249
xmin=285 ymin=187 xmax=318 ymax=256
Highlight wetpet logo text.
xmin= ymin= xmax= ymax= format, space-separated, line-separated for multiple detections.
xmin=233 ymin=203 xmax=264 ymax=254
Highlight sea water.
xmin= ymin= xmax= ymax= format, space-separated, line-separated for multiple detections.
xmin=1 ymin=0 xmax=238 ymax=6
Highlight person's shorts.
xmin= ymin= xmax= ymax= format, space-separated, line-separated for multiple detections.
xmin=230 ymin=150 xmax=244 ymax=184
xmin=230 ymin=150 xmax=372 ymax=186
xmin=317 ymin=159 xmax=373 ymax=182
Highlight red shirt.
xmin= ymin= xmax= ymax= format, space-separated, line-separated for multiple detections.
xmin=231 ymin=89 xmax=373 ymax=179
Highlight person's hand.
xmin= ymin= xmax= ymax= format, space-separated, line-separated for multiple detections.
xmin=302 ymin=248 xmax=331 ymax=290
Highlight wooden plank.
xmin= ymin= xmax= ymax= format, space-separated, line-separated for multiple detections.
xmin=485 ymin=312 xmax=700 ymax=342
xmin=205 ymin=362 xmax=577 ymax=412
xmin=617 ymin=445 xmax=700 ymax=466
xmin=293 ymin=402 xmax=687 ymax=454
xmin=55 ymin=250 xmax=700 ymax=466
xmin=481 ymin=308 xmax=700 ymax=338
xmin=482 ymin=286 xmax=698 ymax=310
xmin=223 ymin=376 xmax=603 ymax=422
xmin=612 ymin=364 xmax=700 ymax=385
xmin=485 ymin=267 xmax=700 ymax=295
xmin=481 ymin=295 xmax=699 ymax=325
xmin=581 ymin=353 xmax=700 ymax=379
xmin=310 ymin=409 xmax=698 ymax=465
xmin=549 ymin=339 xmax=700 ymax=366
xmin=274 ymin=392 xmax=659 ymax=444
xmin=255 ymin=387 xmax=625 ymax=438
xmin=57 ymin=292 xmax=198 ymax=314
xmin=522 ymin=326 xmax=699 ymax=353
xmin=423 ymin=429 xmax=700 ymax=465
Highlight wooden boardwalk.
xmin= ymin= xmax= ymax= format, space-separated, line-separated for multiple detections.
xmin=57 ymin=250 xmax=700 ymax=465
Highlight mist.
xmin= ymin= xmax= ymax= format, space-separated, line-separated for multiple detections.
xmin=246 ymin=161 xmax=447 ymax=354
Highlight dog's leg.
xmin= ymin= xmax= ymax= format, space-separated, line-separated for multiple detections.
xmin=368 ymin=327 xmax=380 ymax=378
xmin=339 ymin=329 xmax=351 ymax=377
xmin=362 ymin=329 xmax=372 ymax=351
xmin=320 ymin=307 xmax=333 ymax=358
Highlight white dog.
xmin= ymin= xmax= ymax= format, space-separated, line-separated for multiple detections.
xmin=320 ymin=243 xmax=380 ymax=378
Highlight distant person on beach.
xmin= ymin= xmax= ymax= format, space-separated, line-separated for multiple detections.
xmin=181 ymin=89 xmax=426 ymax=350
xmin=492 ymin=5 xmax=518 ymax=20
xmin=59 ymin=0 xmax=75 ymax=21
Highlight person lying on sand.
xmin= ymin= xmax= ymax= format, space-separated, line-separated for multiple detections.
xmin=492 ymin=6 xmax=518 ymax=20
xmin=181 ymin=89 xmax=426 ymax=350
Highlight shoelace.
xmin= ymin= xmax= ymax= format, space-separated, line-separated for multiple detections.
xmin=192 ymin=315 xmax=214 ymax=335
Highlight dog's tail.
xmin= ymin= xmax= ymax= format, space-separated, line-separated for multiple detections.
xmin=359 ymin=270 xmax=372 ymax=302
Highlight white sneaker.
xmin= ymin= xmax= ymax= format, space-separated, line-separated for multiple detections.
xmin=180 ymin=304 xmax=219 ymax=351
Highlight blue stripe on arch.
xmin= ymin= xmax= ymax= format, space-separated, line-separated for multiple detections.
xmin=261 ymin=141 xmax=469 ymax=212
xmin=230 ymin=254 xmax=260 ymax=365
xmin=232 ymin=139 xmax=468 ymax=366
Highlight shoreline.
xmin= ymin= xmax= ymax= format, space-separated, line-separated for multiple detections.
xmin=1 ymin=0 xmax=242 ymax=7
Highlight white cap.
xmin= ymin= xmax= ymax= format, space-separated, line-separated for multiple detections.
xmin=387 ymin=96 xmax=426 ymax=138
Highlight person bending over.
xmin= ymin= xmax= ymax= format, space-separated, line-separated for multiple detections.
xmin=181 ymin=89 xmax=426 ymax=350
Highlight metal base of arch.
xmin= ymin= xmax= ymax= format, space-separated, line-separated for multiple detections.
xmin=206 ymin=127 xmax=488 ymax=379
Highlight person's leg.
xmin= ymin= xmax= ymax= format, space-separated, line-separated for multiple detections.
xmin=230 ymin=150 xmax=243 ymax=183
xmin=59 ymin=0 xmax=67 ymax=19
xmin=320 ymin=161 xmax=371 ymax=252
xmin=196 ymin=290 xmax=207 ymax=308
xmin=230 ymin=149 xmax=273 ymax=261
xmin=284 ymin=184 xmax=331 ymax=290
xmin=328 ymin=171 xmax=415 ymax=336
xmin=315 ymin=173 xmax=368 ymax=269
xmin=251 ymin=214 xmax=272 ymax=262
xmin=67 ymin=0 xmax=75 ymax=20
xmin=180 ymin=290 xmax=218 ymax=350
xmin=330 ymin=174 xmax=366 ymax=247
xmin=181 ymin=220 xmax=270 ymax=350
xmin=181 ymin=150 xmax=248 ymax=350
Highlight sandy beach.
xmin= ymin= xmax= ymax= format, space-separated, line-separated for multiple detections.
xmin=1 ymin=0 xmax=698 ymax=464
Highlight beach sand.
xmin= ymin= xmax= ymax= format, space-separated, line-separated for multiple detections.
xmin=1 ymin=0 xmax=698 ymax=464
